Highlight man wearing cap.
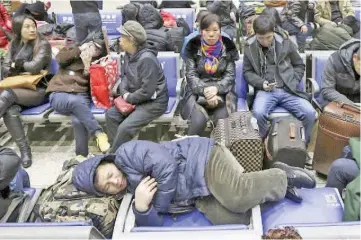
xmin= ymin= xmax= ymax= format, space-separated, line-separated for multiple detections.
xmin=106 ymin=21 xmax=169 ymax=153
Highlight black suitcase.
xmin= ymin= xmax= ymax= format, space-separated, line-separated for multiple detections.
xmin=265 ymin=117 xmax=307 ymax=168
xmin=211 ymin=111 xmax=264 ymax=172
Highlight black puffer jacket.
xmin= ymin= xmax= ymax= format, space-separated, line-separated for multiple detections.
xmin=118 ymin=42 xmax=169 ymax=107
xmin=181 ymin=33 xmax=239 ymax=119
xmin=159 ymin=0 xmax=193 ymax=8
xmin=2 ymin=34 xmax=52 ymax=79
xmin=281 ymin=0 xmax=316 ymax=28
xmin=130 ymin=0 xmax=157 ymax=8
xmin=137 ymin=4 xmax=172 ymax=51
xmin=206 ymin=0 xmax=238 ymax=26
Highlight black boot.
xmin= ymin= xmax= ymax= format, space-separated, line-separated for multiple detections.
xmin=272 ymin=161 xmax=316 ymax=189
xmin=4 ymin=105 xmax=32 ymax=168
xmin=272 ymin=161 xmax=316 ymax=203
xmin=0 ymin=89 xmax=17 ymax=118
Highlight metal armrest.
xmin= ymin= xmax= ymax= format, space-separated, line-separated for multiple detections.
xmin=306 ymin=77 xmax=322 ymax=111
xmin=306 ymin=77 xmax=320 ymax=96
xmin=112 ymin=193 xmax=134 ymax=238
xmin=248 ymin=85 xmax=254 ymax=96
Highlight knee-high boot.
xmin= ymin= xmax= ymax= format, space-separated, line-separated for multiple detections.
xmin=0 ymin=89 xmax=17 ymax=118
xmin=4 ymin=105 xmax=32 ymax=168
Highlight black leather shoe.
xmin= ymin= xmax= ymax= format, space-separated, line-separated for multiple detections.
xmin=286 ymin=186 xmax=303 ymax=203
xmin=272 ymin=162 xmax=316 ymax=189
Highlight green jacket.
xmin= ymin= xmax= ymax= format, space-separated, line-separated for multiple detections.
xmin=343 ymin=137 xmax=360 ymax=221
xmin=309 ymin=23 xmax=353 ymax=50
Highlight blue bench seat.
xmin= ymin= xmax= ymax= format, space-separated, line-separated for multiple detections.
xmin=20 ymin=103 xmax=52 ymax=123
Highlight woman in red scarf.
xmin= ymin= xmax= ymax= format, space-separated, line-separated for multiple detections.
xmin=181 ymin=14 xmax=239 ymax=136
xmin=0 ymin=3 xmax=11 ymax=49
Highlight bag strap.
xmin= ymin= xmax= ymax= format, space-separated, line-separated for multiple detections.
xmin=0 ymin=193 xmax=28 ymax=223
xmin=195 ymin=104 xmax=214 ymax=129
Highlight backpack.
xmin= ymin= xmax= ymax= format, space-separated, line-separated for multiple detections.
xmin=33 ymin=158 xmax=120 ymax=238
xmin=165 ymin=27 xmax=186 ymax=53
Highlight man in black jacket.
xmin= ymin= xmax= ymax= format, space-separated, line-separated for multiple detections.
xmin=321 ymin=39 xmax=360 ymax=105
xmin=281 ymin=0 xmax=317 ymax=52
xmin=243 ymin=15 xmax=316 ymax=143
xmin=70 ymin=0 xmax=102 ymax=43
xmin=206 ymin=0 xmax=238 ymax=40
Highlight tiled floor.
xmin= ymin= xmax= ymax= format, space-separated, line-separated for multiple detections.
xmin=0 ymin=121 xmax=327 ymax=188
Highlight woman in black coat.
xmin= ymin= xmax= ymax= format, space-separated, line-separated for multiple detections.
xmin=1 ymin=15 xmax=51 ymax=168
xmin=181 ymin=14 xmax=239 ymax=136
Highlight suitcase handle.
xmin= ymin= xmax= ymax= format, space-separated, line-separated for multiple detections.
xmin=337 ymin=102 xmax=361 ymax=113
xmin=289 ymin=123 xmax=296 ymax=139
xmin=300 ymin=126 xmax=305 ymax=142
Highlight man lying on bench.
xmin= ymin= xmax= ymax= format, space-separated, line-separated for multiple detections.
xmin=72 ymin=137 xmax=316 ymax=226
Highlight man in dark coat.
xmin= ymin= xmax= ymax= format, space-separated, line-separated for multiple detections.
xmin=72 ymin=137 xmax=316 ymax=227
xmin=321 ymin=39 xmax=360 ymax=105
xmin=280 ymin=0 xmax=317 ymax=52
xmin=243 ymin=15 xmax=316 ymax=143
xmin=206 ymin=0 xmax=238 ymax=40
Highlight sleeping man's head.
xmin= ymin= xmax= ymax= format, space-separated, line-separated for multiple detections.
xmin=94 ymin=161 xmax=127 ymax=195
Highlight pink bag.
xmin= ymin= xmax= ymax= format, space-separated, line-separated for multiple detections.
xmin=89 ymin=56 xmax=119 ymax=109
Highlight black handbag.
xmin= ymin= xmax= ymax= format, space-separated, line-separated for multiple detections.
xmin=265 ymin=117 xmax=307 ymax=168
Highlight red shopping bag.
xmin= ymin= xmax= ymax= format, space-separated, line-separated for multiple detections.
xmin=89 ymin=56 xmax=118 ymax=109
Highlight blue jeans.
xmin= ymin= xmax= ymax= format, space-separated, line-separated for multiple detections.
xmin=253 ymin=89 xmax=316 ymax=143
xmin=73 ymin=12 xmax=102 ymax=43
xmin=326 ymin=158 xmax=359 ymax=195
xmin=50 ymin=92 xmax=102 ymax=156
xmin=9 ymin=167 xmax=30 ymax=192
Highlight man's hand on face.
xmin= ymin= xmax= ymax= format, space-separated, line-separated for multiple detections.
xmin=134 ymin=176 xmax=158 ymax=212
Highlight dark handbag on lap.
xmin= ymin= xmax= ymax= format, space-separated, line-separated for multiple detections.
xmin=114 ymin=96 xmax=135 ymax=115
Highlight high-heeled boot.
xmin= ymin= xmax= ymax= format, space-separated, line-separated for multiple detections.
xmin=4 ymin=105 xmax=32 ymax=168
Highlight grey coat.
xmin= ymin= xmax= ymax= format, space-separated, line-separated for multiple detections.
xmin=243 ymin=31 xmax=307 ymax=100
xmin=321 ymin=39 xmax=360 ymax=105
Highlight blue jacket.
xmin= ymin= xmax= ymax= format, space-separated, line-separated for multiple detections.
xmin=72 ymin=137 xmax=215 ymax=226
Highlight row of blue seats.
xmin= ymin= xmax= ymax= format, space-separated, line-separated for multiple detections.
xmin=1 ymin=187 xmax=359 ymax=239
xmin=53 ymin=8 xmax=196 ymax=40
xmin=19 ymin=51 xmax=333 ymax=126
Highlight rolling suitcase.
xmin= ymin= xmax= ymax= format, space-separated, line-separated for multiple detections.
xmin=313 ymin=102 xmax=360 ymax=175
xmin=211 ymin=111 xmax=264 ymax=172
xmin=265 ymin=117 xmax=307 ymax=168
